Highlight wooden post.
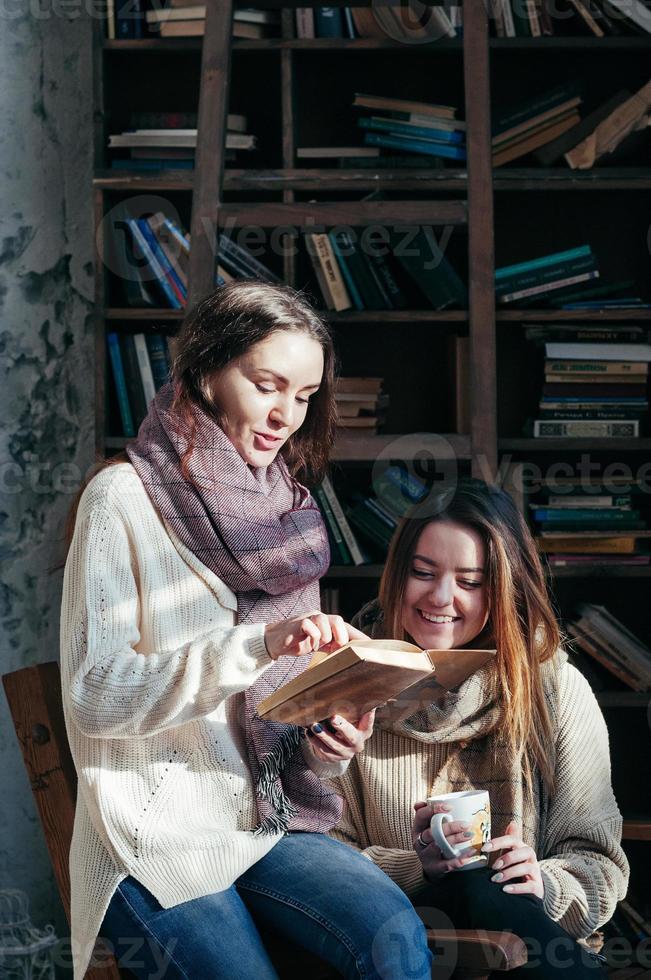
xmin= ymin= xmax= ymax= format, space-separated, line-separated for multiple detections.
xmin=187 ymin=0 xmax=234 ymax=309
xmin=463 ymin=0 xmax=498 ymax=481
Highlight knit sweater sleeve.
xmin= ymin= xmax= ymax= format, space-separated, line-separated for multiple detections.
xmin=62 ymin=502 xmax=272 ymax=739
xmin=330 ymin=764 xmax=426 ymax=896
xmin=539 ymin=663 xmax=629 ymax=937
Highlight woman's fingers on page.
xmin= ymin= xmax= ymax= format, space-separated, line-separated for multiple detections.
xmin=346 ymin=624 xmax=370 ymax=641
xmin=356 ymin=708 xmax=376 ymax=736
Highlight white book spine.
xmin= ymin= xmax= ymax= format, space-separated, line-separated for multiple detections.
xmin=533 ymin=420 xmax=639 ymax=438
xmin=133 ymin=334 xmax=157 ymax=406
xmin=295 ymin=8 xmax=315 ymax=38
xmin=321 ymin=475 xmax=366 ymax=566
xmin=500 ymin=0 xmax=516 ymax=36
xmin=499 ymin=270 xmax=599 ymax=303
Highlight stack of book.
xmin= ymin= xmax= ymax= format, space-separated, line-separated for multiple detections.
xmin=495 ymin=245 xmax=599 ymax=307
xmin=347 ymin=465 xmax=428 ymax=557
xmin=111 ymin=213 xmax=279 ymax=309
xmin=313 ymin=475 xmax=366 ymax=567
xmin=353 ymin=93 xmax=467 ymax=163
xmin=534 ymin=338 xmax=651 ymax=439
xmin=143 ymin=5 xmax=279 ymax=39
xmin=305 ymin=226 xmax=466 ymax=313
xmin=336 ymin=377 xmax=387 ymax=434
xmin=567 ymin=603 xmax=651 ymax=691
xmin=530 ymin=473 xmax=651 ymax=567
xmin=107 ymin=331 xmax=172 ymax=437
xmin=492 ymin=82 xmax=583 ymax=167
xmin=296 ymin=6 xmax=463 ymax=39
xmin=109 ymin=113 xmax=255 ymax=171
xmin=491 ymin=0 xmax=651 ymax=37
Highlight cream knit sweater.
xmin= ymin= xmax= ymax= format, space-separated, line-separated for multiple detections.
xmin=60 ymin=463 xmax=341 ymax=980
xmin=330 ymin=663 xmax=629 ymax=939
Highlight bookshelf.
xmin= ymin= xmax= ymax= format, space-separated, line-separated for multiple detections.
xmin=92 ymin=0 xmax=651 ymax=938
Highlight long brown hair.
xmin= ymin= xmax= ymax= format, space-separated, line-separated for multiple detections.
xmin=64 ymin=281 xmax=337 ymax=552
xmin=379 ymin=478 xmax=559 ymax=794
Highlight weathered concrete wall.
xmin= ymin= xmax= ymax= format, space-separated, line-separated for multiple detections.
xmin=0 ymin=3 xmax=94 ymax=969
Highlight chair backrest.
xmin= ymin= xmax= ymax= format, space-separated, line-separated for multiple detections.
xmin=3 ymin=662 xmax=121 ymax=980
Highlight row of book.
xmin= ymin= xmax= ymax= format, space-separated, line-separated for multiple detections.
xmin=529 ymin=473 xmax=650 ymax=566
xmin=111 ymin=212 xmax=280 ymax=310
xmin=492 ymin=0 xmax=651 ymax=37
xmin=107 ymin=331 xmax=172 ymax=437
xmin=495 ymin=243 xmax=649 ymax=311
xmin=305 ymin=226 xmax=466 ymax=313
xmin=296 ymin=5 xmax=463 ymax=41
xmin=107 ymin=3 xmax=278 ymax=41
xmin=491 ymin=78 xmax=651 ymax=169
xmin=109 ymin=112 xmax=254 ymax=172
xmin=111 ymin=214 xmax=647 ymax=315
xmin=567 ymin=602 xmax=651 ymax=691
xmin=532 ymin=336 xmax=651 ymax=439
xmin=307 ymin=80 xmax=650 ymax=170
xmin=353 ymin=92 xmax=467 ymax=164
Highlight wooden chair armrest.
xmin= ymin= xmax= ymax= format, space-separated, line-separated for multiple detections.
xmin=427 ymin=928 xmax=528 ymax=975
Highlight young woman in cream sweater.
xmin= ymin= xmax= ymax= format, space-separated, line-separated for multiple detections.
xmin=331 ymin=478 xmax=628 ymax=978
xmin=61 ymin=281 xmax=433 ymax=980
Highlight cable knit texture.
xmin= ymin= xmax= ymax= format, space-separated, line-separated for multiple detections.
xmin=330 ymin=662 xmax=628 ymax=939
xmin=60 ymin=463 xmax=342 ymax=980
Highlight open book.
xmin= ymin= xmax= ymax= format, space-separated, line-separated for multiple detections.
xmin=257 ymin=640 xmax=495 ymax=726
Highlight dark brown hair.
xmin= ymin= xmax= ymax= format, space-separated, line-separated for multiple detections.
xmin=379 ymin=478 xmax=560 ymax=793
xmin=64 ymin=281 xmax=337 ymax=552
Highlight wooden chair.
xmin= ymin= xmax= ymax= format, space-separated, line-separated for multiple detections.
xmin=3 ymin=663 xmax=527 ymax=980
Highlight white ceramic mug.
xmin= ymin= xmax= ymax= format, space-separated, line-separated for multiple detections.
xmin=427 ymin=790 xmax=491 ymax=871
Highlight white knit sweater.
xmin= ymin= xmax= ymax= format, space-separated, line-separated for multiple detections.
xmin=60 ymin=463 xmax=340 ymax=979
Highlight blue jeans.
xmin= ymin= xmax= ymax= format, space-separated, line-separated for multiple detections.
xmin=100 ymin=832 xmax=433 ymax=980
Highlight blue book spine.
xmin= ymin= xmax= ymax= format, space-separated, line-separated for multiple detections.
xmin=107 ymin=333 xmax=136 ymax=437
xmin=532 ymin=509 xmax=640 ymax=522
xmin=495 ymin=245 xmax=592 ymax=282
xmin=495 ymin=254 xmax=596 ymax=295
xmin=145 ymin=334 xmax=171 ymax=391
xmin=314 ymin=7 xmax=343 ymax=36
xmin=358 ymin=117 xmax=465 ymax=144
xmin=363 ymin=131 xmax=467 ymax=161
xmin=328 ymin=232 xmax=365 ymax=311
xmin=126 ymin=218 xmax=182 ymax=310
xmin=138 ymin=219 xmax=187 ymax=303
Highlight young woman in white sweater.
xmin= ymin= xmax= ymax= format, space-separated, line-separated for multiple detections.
xmin=60 ymin=281 xmax=433 ymax=980
xmin=332 ymin=478 xmax=629 ymax=978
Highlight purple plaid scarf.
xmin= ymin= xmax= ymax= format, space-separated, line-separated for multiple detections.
xmin=127 ymin=382 xmax=342 ymax=834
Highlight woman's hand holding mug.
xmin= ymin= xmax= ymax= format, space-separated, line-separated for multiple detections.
xmin=264 ymin=612 xmax=367 ymax=660
xmin=412 ymin=801 xmax=483 ymax=878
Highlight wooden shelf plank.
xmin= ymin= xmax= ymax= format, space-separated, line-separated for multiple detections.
xmin=217 ymin=200 xmax=468 ymax=226
xmin=622 ymin=820 xmax=651 ymax=841
xmin=496 ymin=309 xmax=651 ymax=321
xmin=499 ymin=439 xmax=651 ymax=452
xmin=551 ymin=567 xmax=651 ymax=580
xmin=105 ymin=308 xmax=184 ymax=320
xmin=596 ymin=692 xmax=650 ymax=708
xmin=93 ymin=167 xmax=651 ymax=194
xmin=102 ymin=37 xmax=651 ymax=53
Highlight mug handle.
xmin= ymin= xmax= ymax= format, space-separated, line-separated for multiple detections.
xmin=430 ymin=812 xmax=460 ymax=859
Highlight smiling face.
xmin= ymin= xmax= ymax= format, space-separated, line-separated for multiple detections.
xmin=210 ymin=329 xmax=324 ymax=468
xmin=401 ymin=519 xmax=489 ymax=650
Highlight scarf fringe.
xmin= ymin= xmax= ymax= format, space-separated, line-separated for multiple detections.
xmin=252 ymin=726 xmax=302 ymax=836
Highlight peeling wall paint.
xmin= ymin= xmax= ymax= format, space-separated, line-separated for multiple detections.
xmin=0 ymin=8 xmax=94 ymax=971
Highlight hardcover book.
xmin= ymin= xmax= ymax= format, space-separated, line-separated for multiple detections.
xmin=257 ymin=640 xmax=495 ymax=726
